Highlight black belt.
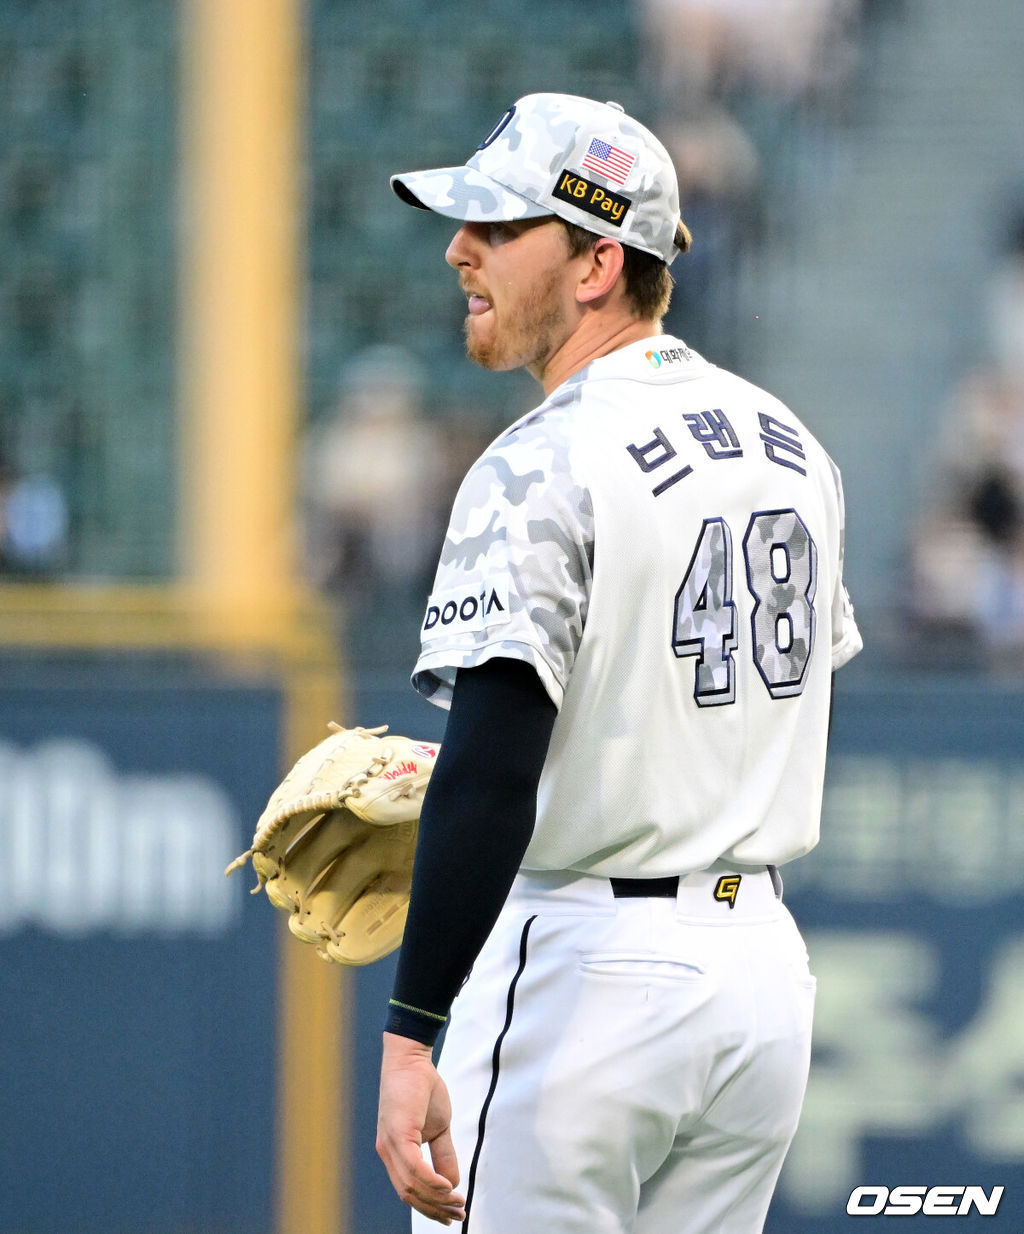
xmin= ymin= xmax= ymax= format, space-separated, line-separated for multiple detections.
xmin=611 ymin=867 xmax=783 ymax=900
xmin=610 ymin=876 xmax=680 ymax=898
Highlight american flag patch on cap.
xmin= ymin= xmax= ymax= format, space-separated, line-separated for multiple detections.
xmin=581 ymin=138 xmax=635 ymax=185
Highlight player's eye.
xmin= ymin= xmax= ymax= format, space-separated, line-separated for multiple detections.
xmin=487 ymin=221 xmax=516 ymax=244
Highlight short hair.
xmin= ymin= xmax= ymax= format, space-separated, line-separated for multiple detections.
xmin=558 ymin=220 xmax=679 ymax=321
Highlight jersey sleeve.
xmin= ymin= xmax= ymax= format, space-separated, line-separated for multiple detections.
xmin=827 ymin=455 xmax=863 ymax=670
xmin=412 ymin=408 xmax=593 ymax=710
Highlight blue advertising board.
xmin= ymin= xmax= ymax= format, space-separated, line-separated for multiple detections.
xmin=0 ymin=654 xmax=284 ymax=1234
xmin=767 ymin=676 xmax=1024 ymax=1231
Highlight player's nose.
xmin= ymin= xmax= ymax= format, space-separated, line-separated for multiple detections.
xmin=445 ymin=223 xmax=481 ymax=269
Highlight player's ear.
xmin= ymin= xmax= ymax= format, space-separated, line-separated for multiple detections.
xmin=574 ymin=238 xmax=625 ymax=305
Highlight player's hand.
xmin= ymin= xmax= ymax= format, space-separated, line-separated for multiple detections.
xmin=377 ymin=1031 xmax=466 ymax=1225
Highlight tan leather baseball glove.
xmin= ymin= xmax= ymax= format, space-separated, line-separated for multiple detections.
xmin=225 ymin=723 xmax=438 ymax=964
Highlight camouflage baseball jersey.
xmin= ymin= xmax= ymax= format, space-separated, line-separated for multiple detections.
xmin=413 ymin=335 xmax=862 ymax=876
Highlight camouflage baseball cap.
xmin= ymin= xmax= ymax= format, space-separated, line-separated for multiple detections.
xmin=391 ymin=93 xmax=689 ymax=265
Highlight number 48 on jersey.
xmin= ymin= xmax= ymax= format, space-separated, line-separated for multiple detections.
xmin=673 ymin=508 xmax=817 ymax=706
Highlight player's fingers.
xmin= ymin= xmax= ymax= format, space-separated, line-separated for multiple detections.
xmin=408 ymin=1150 xmax=466 ymax=1218
xmin=409 ymin=1194 xmax=466 ymax=1226
xmin=377 ymin=1135 xmax=466 ymax=1223
xmin=427 ymin=1126 xmax=461 ymax=1194
xmin=391 ymin=1165 xmax=466 ymax=1224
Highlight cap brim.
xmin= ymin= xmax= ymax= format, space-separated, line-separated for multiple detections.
xmin=391 ymin=166 xmax=550 ymax=223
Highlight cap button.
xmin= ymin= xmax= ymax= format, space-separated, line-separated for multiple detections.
xmin=605 ymin=101 xmax=624 ymax=112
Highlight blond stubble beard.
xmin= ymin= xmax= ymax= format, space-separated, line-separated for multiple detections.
xmin=463 ymin=266 xmax=569 ymax=374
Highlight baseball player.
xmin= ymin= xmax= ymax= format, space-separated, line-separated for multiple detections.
xmin=375 ymin=93 xmax=862 ymax=1232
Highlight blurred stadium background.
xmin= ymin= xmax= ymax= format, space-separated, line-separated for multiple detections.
xmin=2 ymin=0 xmax=1023 ymax=1230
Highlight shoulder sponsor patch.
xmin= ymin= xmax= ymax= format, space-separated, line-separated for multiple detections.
xmin=645 ymin=344 xmax=693 ymax=368
xmin=422 ymin=578 xmax=512 ymax=637
xmin=552 ymin=168 xmax=630 ymax=228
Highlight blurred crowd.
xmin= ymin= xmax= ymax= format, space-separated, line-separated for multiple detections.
xmin=908 ymin=209 xmax=1024 ymax=664
xmin=301 ymin=345 xmax=502 ymax=653
xmin=0 ymin=459 xmax=69 ymax=578
xmin=639 ymin=0 xmax=863 ymax=105
xmin=635 ymin=0 xmax=875 ymax=359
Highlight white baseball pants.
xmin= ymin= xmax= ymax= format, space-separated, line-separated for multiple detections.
xmin=412 ymin=864 xmax=814 ymax=1234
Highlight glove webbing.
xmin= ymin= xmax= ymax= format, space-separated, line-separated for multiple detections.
xmin=223 ymin=724 xmax=396 ymax=884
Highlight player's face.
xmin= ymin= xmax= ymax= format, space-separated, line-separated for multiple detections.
xmin=445 ymin=218 xmax=580 ymax=379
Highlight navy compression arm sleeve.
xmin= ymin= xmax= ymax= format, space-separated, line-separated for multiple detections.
xmin=385 ymin=657 xmax=557 ymax=1046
